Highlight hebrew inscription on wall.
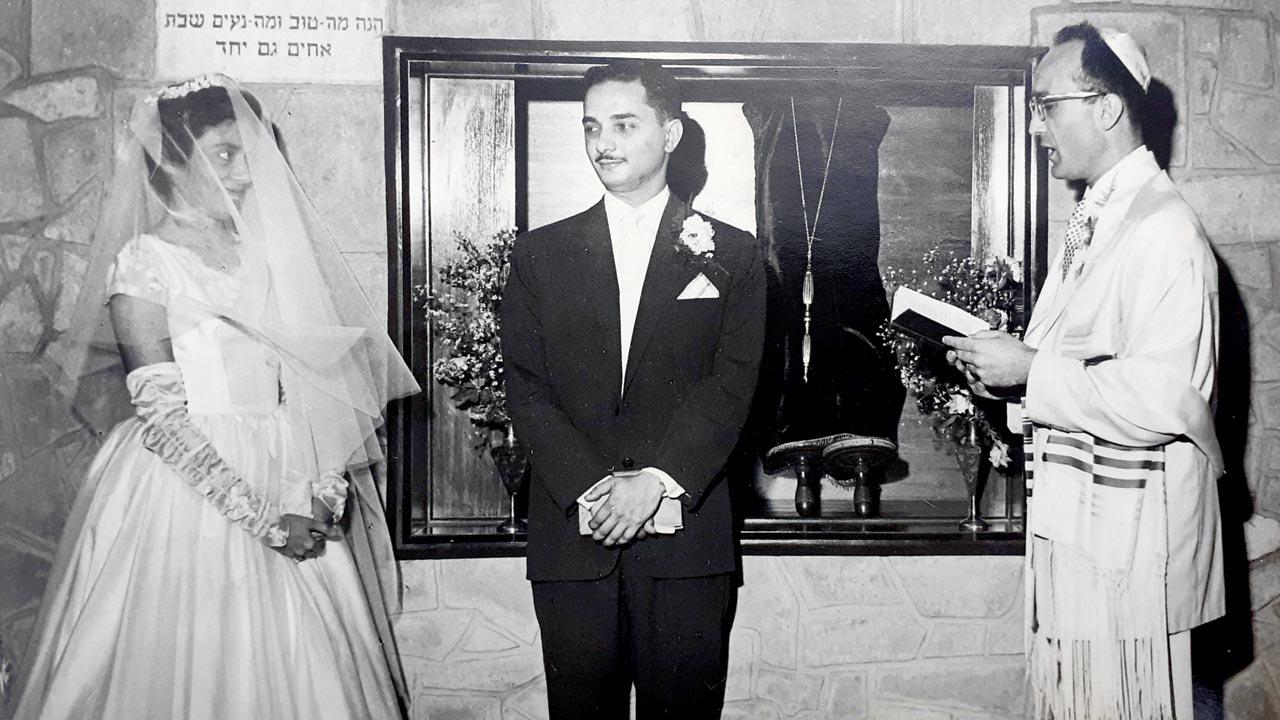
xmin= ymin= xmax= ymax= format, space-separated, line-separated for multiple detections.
xmin=156 ymin=0 xmax=387 ymax=83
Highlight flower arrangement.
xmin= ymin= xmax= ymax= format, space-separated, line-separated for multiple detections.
xmin=880 ymin=246 xmax=1023 ymax=469
xmin=415 ymin=228 xmax=518 ymax=452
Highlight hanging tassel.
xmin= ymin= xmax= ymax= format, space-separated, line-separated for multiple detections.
xmin=801 ymin=268 xmax=814 ymax=382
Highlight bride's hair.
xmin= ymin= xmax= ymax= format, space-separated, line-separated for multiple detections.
xmin=144 ymin=85 xmax=263 ymax=201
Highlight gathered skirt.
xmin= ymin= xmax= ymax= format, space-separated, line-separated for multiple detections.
xmin=14 ymin=412 xmax=402 ymax=720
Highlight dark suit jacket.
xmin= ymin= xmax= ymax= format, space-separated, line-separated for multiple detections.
xmin=500 ymin=194 xmax=766 ymax=582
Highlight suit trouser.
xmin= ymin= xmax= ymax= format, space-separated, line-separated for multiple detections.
xmin=531 ymin=555 xmax=735 ymax=720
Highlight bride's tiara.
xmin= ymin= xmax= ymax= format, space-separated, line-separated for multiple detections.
xmin=150 ymin=74 xmax=232 ymax=101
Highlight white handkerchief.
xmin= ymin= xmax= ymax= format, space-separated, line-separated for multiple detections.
xmin=577 ymin=476 xmax=684 ymax=536
xmin=677 ymin=272 xmax=719 ymax=300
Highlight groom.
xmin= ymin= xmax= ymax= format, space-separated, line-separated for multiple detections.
xmin=500 ymin=61 xmax=765 ymax=719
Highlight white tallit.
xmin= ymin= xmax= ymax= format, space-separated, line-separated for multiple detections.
xmin=1018 ymin=148 xmax=1223 ymax=719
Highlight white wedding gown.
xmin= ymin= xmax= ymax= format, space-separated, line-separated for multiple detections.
xmin=15 ymin=235 xmax=402 ymax=719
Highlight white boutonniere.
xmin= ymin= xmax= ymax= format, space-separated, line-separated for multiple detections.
xmin=677 ymin=214 xmax=715 ymax=260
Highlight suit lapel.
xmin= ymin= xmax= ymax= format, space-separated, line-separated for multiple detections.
xmin=622 ymin=195 xmax=700 ymax=396
xmin=578 ymin=200 xmax=624 ymax=399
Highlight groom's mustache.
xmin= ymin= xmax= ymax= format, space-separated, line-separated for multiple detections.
xmin=594 ymin=153 xmax=624 ymax=163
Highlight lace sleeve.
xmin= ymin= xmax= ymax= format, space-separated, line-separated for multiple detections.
xmin=127 ymin=362 xmax=288 ymax=546
xmin=108 ymin=237 xmax=169 ymax=306
xmin=312 ymin=470 xmax=349 ymax=524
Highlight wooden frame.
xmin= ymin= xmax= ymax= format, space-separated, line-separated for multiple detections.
xmin=383 ymin=36 xmax=1048 ymax=559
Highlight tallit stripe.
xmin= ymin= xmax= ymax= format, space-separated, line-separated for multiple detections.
xmin=1093 ymin=455 xmax=1164 ymax=471
xmin=1041 ymin=453 xmax=1149 ymax=489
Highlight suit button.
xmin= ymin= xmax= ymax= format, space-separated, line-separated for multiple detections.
xmin=622 ymin=457 xmax=635 ymax=470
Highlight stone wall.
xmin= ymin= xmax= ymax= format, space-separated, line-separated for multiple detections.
xmin=3 ymin=1 xmax=1280 ymax=718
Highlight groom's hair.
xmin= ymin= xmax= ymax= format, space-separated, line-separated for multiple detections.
xmin=583 ymin=61 xmax=682 ymax=122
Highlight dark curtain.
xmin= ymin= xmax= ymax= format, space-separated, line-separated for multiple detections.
xmin=743 ymin=97 xmax=905 ymax=458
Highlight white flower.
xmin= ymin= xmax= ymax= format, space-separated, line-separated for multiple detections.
xmin=679 ymin=215 xmax=715 ymax=257
xmin=944 ymin=393 xmax=973 ymax=416
xmin=989 ymin=438 xmax=1011 ymax=468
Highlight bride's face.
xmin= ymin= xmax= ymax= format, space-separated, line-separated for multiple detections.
xmin=172 ymin=120 xmax=251 ymax=220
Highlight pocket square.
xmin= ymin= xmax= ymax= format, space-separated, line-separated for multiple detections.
xmin=677 ymin=272 xmax=719 ymax=300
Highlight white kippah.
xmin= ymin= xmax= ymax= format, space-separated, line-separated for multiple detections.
xmin=1099 ymin=28 xmax=1151 ymax=91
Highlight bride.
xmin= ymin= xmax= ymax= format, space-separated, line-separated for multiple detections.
xmin=13 ymin=75 xmax=419 ymax=719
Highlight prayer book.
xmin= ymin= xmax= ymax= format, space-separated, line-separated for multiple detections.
xmin=890 ymin=286 xmax=990 ymax=347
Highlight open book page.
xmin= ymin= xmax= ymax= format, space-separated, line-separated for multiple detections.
xmin=890 ymin=286 xmax=990 ymax=346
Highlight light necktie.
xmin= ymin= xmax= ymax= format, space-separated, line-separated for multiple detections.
xmin=1061 ymin=199 xmax=1092 ymax=281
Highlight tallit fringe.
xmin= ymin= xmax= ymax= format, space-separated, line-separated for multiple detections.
xmin=1029 ymin=543 xmax=1173 ymax=719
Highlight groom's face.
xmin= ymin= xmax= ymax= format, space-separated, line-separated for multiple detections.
xmin=582 ymin=79 xmax=680 ymax=201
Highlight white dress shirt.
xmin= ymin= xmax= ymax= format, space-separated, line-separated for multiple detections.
xmin=603 ymin=187 xmax=670 ymax=384
xmin=600 ymin=187 xmax=685 ymax=502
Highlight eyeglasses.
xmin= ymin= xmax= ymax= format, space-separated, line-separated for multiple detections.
xmin=1027 ymin=91 xmax=1106 ymax=120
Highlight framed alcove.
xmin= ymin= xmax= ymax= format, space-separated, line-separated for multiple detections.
xmin=383 ymin=37 xmax=1049 ymax=559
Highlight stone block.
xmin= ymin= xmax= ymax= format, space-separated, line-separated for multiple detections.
xmin=411 ymin=690 xmax=502 ymax=720
xmin=5 ymin=76 xmax=103 ymax=123
xmin=536 ymin=0 xmax=700 ymax=41
xmin=52 ymin=248 xmax=87 ymax=333
xmin=1246 ymin=513 xmax=1280 ymax=562
xmin=1187 ymin=15 xmax=1221 ymax=55
xmin=876 ymin=657 xmax=1027 ymax=715
xmin=462 ymin=622 xmax=521 ymax=654
xmin=440 ymin=557 xmax=538 ymax=644
xmin=31 ymin=0 xmax=152 ymax=78
xmin=1216 ymin=242 xmax=1272 ymax=294
xmin=1253 ymin=313 xmax=1280 ymax=384
xmin=0 ymin=284 xmax=43 ymax=354
xmin=1189 ymin=56 xmax=1216 ymax=116
xmin=720 ymin=700 xmax=782 ymax=720
xmin=0 ymin=118 xmax=43 ymax=223
xmin=411 ymin=651 xmax=542 ymax=693
xmin=1260 ymin=383 xmax=1280 ymax=429
xmin=1251 ymin=553 xmax=1280 ymax=612
xmin=399 ymin=560 xmax=439 ymax=612
xmin=502 ymin=679 xmax=548 ymax=720
xmin=987 ymin=591 xmax=1025 ymax=656
xmin=0 ymin=449 xmax=17 ymax=481
xmin=726 ymin=628 xmax=757 ymax=702
xmin=800 ymin=606 xmax=925 ymax=666
xmin=253 ymin=86 xmax=387 ymax=253
xmin=756 ymin=668 xmax=822 ymax=715
xmin=1191 ymin=117 xmax=1256 ymax=171
xmin=783 ymin=557 xmax=902 ymax=609
xmin=42 ymin=183 xmax=102 ymax=247
xmin=0 ymin=445 xmax=75 ymax=540
xmin=864 ymin=703 xmax=950 ymax=720
xmin=721 ymin=0 xmax=898 ymax=43
xmin=1034 ymin=11 xmax=1185 ymax=109
xmin=823 ymin=672 xmax=867 ymax=719
xmin=1177 ymin=175 xmax=1280 ymax=244
xmin=0 ymin=46 xmax=20 ymax=93
xmin=395 ymin=0 xmax=535 ymax=39
xmin=395 ymin=608 xmax=472 ymax=661
xmin=42 ymin=122 xmax=107 ymax=204
xmin=2 ymin=235 xmax=29 ymax=275
xmin=1218 ymin=90 xmax=1280 ymax=164
xmin=920 ymin=622 xmax=985 ymax=658
xmin=739 ymin=557 xmax=800 ymax=668
xmin=1224 ymin=656 xmax=1279 ymax=720
xmin=890 ymin=556 xmax=1021 ymax=618
xmin=2 ymin=363 xmax=78 ymax=448
xmin=692 ymin=0 xmax=772 ymax=42
xmin=914 ymin=0 xmax=1040 ymax=46
xmin=1222 ymin=17 xmax=1272 ymax=88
